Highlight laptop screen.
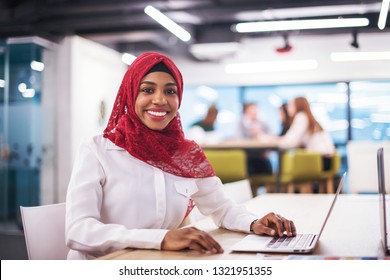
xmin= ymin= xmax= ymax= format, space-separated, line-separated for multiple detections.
xmin=377 ymin=147 xmax=389 ymax=252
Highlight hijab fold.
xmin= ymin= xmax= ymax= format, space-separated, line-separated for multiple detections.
xmin=103 ymin=52 xmax=215 ymax=178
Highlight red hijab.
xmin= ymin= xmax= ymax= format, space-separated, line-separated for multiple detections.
xmin=103 ymin=52 xmax=215 ymax=178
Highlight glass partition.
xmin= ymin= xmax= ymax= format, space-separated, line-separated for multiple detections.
xmin=350 ymin=81 xmax=390 ymax=141
xmin=181 ymin=85 xmax=241 ymax=140
xmin=243 ymin=83 xmax=349 ymax=145
xmin=0 ymin=38 xmax=54 ymax=229
xmin=182 ymin=80 xmax=389 ymax=179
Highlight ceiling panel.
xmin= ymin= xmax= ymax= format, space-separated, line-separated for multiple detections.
xmin=0 ymin=0 xmax=387 ymax=59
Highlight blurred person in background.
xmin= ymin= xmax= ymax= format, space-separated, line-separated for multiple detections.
xmin=278 ymin=96 xmax=335 ymax=170
xmin=187 ymin=103 xmax=221 ymax=144
xmin=236 ymin=102 xmax=274 ymax=175
xmin=279 ymin=103 xmax=292 ymax=136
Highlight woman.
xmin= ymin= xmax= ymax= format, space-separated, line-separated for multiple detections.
xmin=279 ymin=103 xmax=291 ymax=136
xmin=278 ymin=96 xmax=335 ymax=170
xmin=65 ymin=52 xmax=296 ymax=260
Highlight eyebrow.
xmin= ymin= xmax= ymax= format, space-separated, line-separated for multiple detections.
xmin=140 ymin=81 xmax=177 ymax=87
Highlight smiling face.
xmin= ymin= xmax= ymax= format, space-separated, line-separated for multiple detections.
xmin=135 ymin=71 xmax=179 ymax=131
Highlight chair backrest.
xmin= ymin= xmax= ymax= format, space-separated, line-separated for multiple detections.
xmin=347 ymin=141 xmax=390 ymax=194
xmin=223 ymin=179 xmax=253 ymax=204
xmin=281 ymin=150 xmax=322 ymax=181
xmin=185 ymin=179 xmax=253 ymax=225
xmin=204 ymin=149 xmax=247 ymax=183
xmin=20 ymin=203 xmax=68 ymax=260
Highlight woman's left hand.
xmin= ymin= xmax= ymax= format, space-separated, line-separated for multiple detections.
xmin=251 ymin=212 xmax=296 ymax=237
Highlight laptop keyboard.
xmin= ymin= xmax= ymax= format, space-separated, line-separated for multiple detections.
xmin=266 ymin=234 xmax=315 ymax=249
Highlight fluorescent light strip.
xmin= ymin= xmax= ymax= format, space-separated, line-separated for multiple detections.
xmin=144 ymin=5 xmax=191 ymax=42
xmin=378 ymin=0 xmax=390 ymax=30
xmin=235 ymin=3 xmax=381 ymax=21
xmin=235 ymin=18 xmax=369 ymax=33
xmin=330 ymin=51 xmax=390 ymax=62
xmin=225 ymin=59 xmax=318 ymax=74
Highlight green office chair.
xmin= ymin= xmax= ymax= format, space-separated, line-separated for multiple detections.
xmin=251 ymin=149 xmax=323 ymax=193
xmin=281 ymin=149 xmax=323 ymax=193
xmin=203 ymin=149 xmax=248 ymax=184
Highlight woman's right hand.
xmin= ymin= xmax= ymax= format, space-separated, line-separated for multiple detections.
xmin=161 ymin=227 xmax=224 ymax=254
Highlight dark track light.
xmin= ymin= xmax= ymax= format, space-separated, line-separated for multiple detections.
xmin=350 ymin=30 xmax=359 ymax=49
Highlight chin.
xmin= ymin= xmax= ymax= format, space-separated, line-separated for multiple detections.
xmin=147 ymin=124 xmax=168 ymax=131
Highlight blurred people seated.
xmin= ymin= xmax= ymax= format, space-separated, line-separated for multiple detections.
xmin=236 ymin=102 xmax=273 ymax=175
xmin=279 ymin=102 xmax=292 ymax=136
xmin=278 ymin=96 xmax=335 ymax=170
xmin=187 ymin=104 xmax=222 ymax=144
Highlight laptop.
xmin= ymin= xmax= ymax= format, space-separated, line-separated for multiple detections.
xmin=230 ymin=172 xmax=346 ymax=254
xmin=377 ymin=147 xmax=390 ymax=255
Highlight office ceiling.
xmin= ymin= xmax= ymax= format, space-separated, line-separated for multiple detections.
xmin=0 ymin=0 xmax=388 ymax=60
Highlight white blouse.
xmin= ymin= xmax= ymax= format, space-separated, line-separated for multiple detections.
xmin=278 ymin=112 xmax=335 ymax=155
xmin=65 ymin=135 xmax=257 ymax=259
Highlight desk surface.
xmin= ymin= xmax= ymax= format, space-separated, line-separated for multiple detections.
xmin=201 ymin=139 xmax=279 ymax=150
xmin=99 ymin=194 xmax=385 ymax=260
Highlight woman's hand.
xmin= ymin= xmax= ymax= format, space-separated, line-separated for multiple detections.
xmin=251 ymin=212 xmax=296 ymax=237
xmin=161 ymin=226 xmax=224 ymax=254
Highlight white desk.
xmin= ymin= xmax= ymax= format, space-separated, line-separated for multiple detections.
xmin=99 ymin=194 xmax=386 ymax=260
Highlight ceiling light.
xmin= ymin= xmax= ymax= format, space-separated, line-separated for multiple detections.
xmin=144 ymin=5 xmax=191 ymax=42
xmin=0 ymin=79 xmax=5 ymax=88
xmin=18 ymin=83 xmax=27 ymax=93
xmin=234 ymin=18 xmax=369 ymax=33
xmin=22 ymin=89 xmax=35 ymax=98
xmin=235 ymin=3 xmax=381 ymax=21
xmin=225 ymin=59 xmax=318 ymax=74
xmin=30 ymin=61 xmax=45 ymax=72
xmin=330 ymin=51 xmax=390 ymax=62
xmin=378 ymin=0 xmax=390 ymax=30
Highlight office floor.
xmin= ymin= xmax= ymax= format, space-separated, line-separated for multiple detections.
xmin=0 ymin=221 xmax=28 ymax=260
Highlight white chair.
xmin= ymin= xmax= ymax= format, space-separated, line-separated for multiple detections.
xmin=186 ymin=179 xmax=253 ymax=224
xmin=20 ymin=202 xmax=68 ymax=260
xmin=223 ymin=179 xmax=253 ymax=204
xmin=347 ymin=141 xmax=390 ymax=194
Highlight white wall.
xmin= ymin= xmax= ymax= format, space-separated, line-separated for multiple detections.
xmin=44 ymin=36 xmax=126 ymax=203
xmin=70 ymin=36 xmax=126 ymax=161
xmin=174 ymin=32 xmax=390 ymax=86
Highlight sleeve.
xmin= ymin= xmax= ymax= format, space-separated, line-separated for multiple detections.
xmin=65 ymin=140 xmax=168 ymax=256
xmin=278 ymin=112 xmax=309 ymax=149
xmin=192 ymin=177 xmax=258 ymax=233
xmin=235 ymin=120 xmax=247 ymax=140
xmin=261 ymin=121 xmax=274 ymax=136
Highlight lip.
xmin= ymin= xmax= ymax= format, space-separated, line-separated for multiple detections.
xmin=146 ymin=109 xmax=169 ymax=120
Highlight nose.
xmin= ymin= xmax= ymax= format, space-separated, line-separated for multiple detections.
xmin=152 ymin=90 xmax=167 ymax=105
